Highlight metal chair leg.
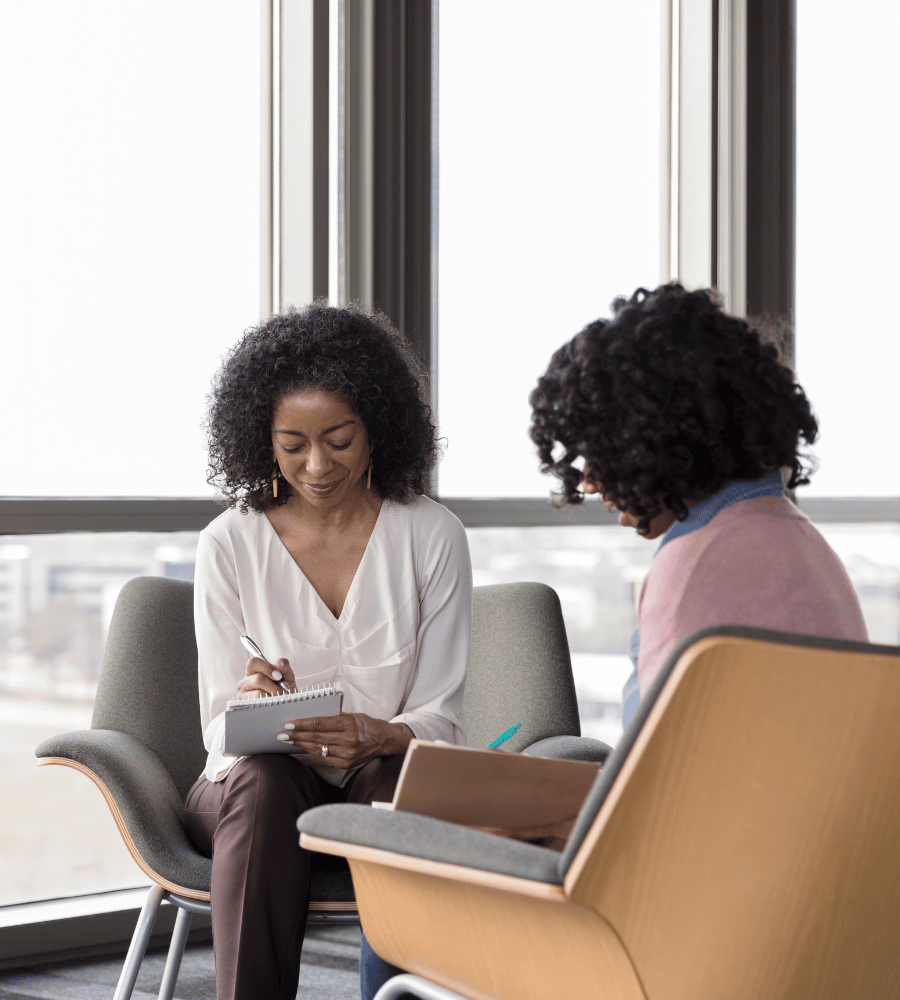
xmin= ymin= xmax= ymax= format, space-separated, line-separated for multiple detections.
xmin=374 ymin=973 xmax=469 ymax=1000
xmin=113 ymin=884 xmax=167 ymax=1000
xmin=157 ymin=905 xmax=192 ymax=1000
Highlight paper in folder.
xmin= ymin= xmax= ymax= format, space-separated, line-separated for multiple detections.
xmin=222 ymin=683 xmax=343 ymax=756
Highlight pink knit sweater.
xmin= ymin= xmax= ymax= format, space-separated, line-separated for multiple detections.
xmin=637 ymin=496 xmax=869 ymax=693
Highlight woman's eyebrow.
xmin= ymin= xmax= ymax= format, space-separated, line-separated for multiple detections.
xmin=273 ymin=420 xmax=356 ymax=436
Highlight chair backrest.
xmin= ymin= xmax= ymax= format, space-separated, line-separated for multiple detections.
xmin=92 ymin=576 xmax=207 ymax=801
xmin=93 ymin=578 xmax=579 ymax=794
xmin=464 ymin=582 xmax=580 ymax=751
xmin=560 ymin=626 xmax=900 ymax=1000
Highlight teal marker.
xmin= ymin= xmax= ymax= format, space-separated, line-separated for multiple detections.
xmin=487 ymin=722 xmax=522 ymax=749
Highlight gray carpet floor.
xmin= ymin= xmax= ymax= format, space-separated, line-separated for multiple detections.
xmin=0 ymin=923 xmax=363 ymax=1000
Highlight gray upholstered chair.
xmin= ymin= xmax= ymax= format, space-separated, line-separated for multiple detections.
xmin=35 ymin=575 xmax=605 ymax=1000
xmin=299 ymin=627 xmax=900 ymax=1000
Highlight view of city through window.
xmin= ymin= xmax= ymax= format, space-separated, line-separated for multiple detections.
xmin=2 ymin=522 xmax=898 ymax=905
xmin=0 ymin=533 xmax=199 ymax=906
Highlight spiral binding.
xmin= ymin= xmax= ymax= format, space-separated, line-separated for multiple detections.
xmin=227 ymin=681 xmax=343 ymax=711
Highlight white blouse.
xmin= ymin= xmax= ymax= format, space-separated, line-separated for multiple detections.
xmin=194 ymin=495 xmax=472 ymax=784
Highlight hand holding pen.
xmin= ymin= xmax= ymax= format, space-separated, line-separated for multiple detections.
xmin=236 ymin=634 xmax=296 ymax=699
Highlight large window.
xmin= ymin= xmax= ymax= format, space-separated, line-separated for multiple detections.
xmin=3 ymin=0 xmax=900 ymax=933
xmin=0 ymin=1 xmax=258 ymax=909
xmin=791 ymin=1 xmax=900 ymax=662
xmin=795 ymin=0 xmax=900 ymax=498
xmin=437 ymin=0 xmax=661 ymax=499
xmin=0 ymin=1 xmax=259 ymax=498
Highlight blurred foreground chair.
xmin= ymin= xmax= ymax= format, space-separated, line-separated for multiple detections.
xmin=299 ymin=627 xmax=900 ymax=1000
xmin=35 ymin=576 xmax=605 ymax=1000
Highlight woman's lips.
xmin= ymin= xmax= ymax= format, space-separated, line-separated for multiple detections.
xmin=303 ymin=479 xmax=344 ymax=496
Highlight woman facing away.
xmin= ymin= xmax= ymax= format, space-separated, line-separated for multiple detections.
xmin=530 ymin=282 xmax=868 ymax=726
xmin=185 ymin=304 xmax=472 ymax=1000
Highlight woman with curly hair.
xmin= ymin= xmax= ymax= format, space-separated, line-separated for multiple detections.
xmin=530 ymin=282 xmax=867 ymax=725
xmin=184 ymin=303 xmax=471 ymax=1000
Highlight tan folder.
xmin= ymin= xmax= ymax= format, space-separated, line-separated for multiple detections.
xmin=388 ymin=740 xmax=601 ymax=845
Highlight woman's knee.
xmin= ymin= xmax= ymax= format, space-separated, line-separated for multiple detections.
xmin=225 ymin=755 xmax=320 ymax=818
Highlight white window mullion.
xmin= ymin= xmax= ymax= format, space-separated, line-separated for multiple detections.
xmin=676 ymin=0 xmax=716 ymax=291
xmin=278 ymin=0 xmax=329 ymax=312
xmin=717 ymin=0 xmax=747 ymax=316
xmin=260 ymin=0 xmax=276 ymax=318
xmin=670 ymin=0 xmax=747 ymax=314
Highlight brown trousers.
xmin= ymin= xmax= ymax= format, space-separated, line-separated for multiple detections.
xmin=184 ymin=753 xmax=404 ymax=1000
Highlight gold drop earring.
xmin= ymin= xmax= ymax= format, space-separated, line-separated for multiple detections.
xmin=366 ymin=461 xmax=372 ymax=490
xmin=272 ymin=462 xmax=279 ymax=498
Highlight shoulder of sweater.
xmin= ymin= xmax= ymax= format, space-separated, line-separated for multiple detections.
xmin=658 ymin=497 xmax=821 ymax=567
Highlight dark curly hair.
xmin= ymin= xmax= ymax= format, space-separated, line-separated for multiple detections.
xmin=206 ymin=303 xmax=437 ymax=512
xmin=529 ymin=283 xmax=818 ymax=533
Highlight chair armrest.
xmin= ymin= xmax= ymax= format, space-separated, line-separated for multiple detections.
xmin=522 ymin=735 xmax=613 ymax=764
xmin=297 ymin=804 xmax=564 ymax=886
xmin=36 ymin=730 xmax=211 ymax=893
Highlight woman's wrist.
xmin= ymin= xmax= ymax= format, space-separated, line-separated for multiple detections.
xmin=384 ymin=721 xmax=414 ymax=757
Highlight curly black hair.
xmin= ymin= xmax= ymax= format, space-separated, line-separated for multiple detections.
xmin=206 ymin=303 xmax=437 ymax=512
xmin=529 ymin=283 xmax=818 ymax=533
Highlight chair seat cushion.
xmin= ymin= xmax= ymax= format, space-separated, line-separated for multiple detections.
xmin=299 ymin=804 xmax=564 ymax=885
xmin=523 ymin=735 xmax=612 ymax=763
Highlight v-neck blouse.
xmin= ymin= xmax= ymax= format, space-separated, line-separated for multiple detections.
xmin=194 ymin=495 xmax=473 ymax=784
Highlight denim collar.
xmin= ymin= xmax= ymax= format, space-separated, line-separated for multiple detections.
xmin=657 ymin=469 xmax=786 ymax=553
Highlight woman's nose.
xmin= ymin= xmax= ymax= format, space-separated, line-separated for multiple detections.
xmin=306 ymin=444 xmax=332 ymax=476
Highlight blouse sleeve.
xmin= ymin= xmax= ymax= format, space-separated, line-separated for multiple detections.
xmin=391 ymin=508 xmax=473 ymax=745
xmin=193 ymin=528 xmax=249 ymax=755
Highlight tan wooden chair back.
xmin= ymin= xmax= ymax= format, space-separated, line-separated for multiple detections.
xmin=565 ymin=629 xmax=900 ymax=1000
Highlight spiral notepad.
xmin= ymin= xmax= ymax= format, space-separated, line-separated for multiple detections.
xmin=222 ymin=683 xmax=343 ymax=756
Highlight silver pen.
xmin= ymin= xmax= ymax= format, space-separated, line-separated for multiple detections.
xmin=240 ymin=634 xmax=291 ymax=693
